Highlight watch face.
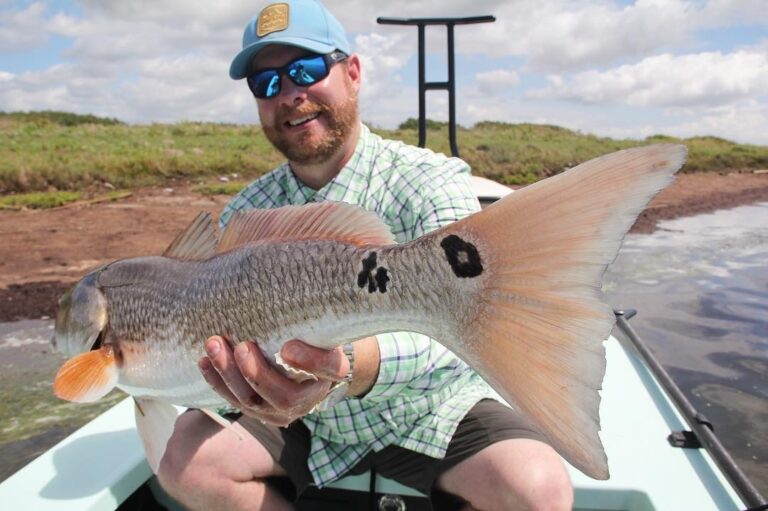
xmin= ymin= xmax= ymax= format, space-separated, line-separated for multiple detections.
xmin=313 ymin=381 xmax=349 ymax=413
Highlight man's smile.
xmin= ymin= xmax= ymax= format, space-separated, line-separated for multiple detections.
xmin=286 ymin=112 xmax=321 ymax=128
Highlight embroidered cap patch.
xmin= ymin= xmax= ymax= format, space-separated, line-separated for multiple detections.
xmin=257 ymin=3 xmax=289 ymax=37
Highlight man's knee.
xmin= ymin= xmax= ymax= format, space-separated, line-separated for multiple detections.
xmin=477 ymin=454 xmax=573 ymax=511
xmin=515 ymin=455 xmax=573 ymax=511
xmin=439 ymin=438 xmax=574 ymax=511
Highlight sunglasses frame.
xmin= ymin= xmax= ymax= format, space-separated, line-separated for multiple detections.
xmin=247 ymin=50 xmax=349 ymax=99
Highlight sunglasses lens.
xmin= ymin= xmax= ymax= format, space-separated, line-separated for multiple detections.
xmin=287 ymin=55 xmax=328 ymax=86
xmin=247 ymin=54 xmax=338 ymax=99
xmin=249 ymin=71 xmax=281 ymax=98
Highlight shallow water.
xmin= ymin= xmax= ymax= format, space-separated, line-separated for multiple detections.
xmin=605 ymin=202 xmax=768 ymax=498
xmin=1 ymin=204 xmax=766 ymax=498
xmin=0 ymin=318 xmax=124 ymax=482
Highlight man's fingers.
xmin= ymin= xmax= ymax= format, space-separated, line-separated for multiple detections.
xmin=234 ymin=342 xmax=330 ymax=411
xmin=200 ymin=336 xmax=336 ymax=420
xmin=281 ymin=340 xmax=348 ymax=382
xmin=203 ymin=337 xmax=265 ymax=410
xmin=198 ymin=356 xmax=243 ymax=409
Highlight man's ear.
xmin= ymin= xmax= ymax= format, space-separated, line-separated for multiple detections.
xmin=346 ymin=54 xmax=362 ymax=92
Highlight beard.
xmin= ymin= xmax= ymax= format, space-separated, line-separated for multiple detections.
xmin=261 ymin=80 xmax=359 ymax=166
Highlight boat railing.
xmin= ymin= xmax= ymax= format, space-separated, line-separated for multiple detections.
xmin=614 ymin=309 xmax=767 ymax=510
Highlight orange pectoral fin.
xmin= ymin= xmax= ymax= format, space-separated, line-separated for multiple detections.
xmin=54 ymin=347 xmax=118 ymax=403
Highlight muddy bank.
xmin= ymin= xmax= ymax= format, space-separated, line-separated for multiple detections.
xmin=630 ymin=171 xmax=768 ymax=233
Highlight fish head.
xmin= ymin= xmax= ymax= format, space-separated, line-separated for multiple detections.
xmin=52 ymin=270 xmax=109 ymax=357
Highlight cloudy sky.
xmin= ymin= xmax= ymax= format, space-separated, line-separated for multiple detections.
xmin=1 ymin=0 xmax=767 ymax=145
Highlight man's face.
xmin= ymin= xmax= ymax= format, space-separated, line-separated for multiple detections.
xmin=254 ymin=45 xmax=360 ymax=165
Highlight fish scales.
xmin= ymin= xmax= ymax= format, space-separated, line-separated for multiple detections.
xmin=98 ymin=235 xmax=470 ymax=407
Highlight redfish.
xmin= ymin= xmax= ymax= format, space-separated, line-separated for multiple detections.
xmin=51 ymin=145 xmax=686 ymax=480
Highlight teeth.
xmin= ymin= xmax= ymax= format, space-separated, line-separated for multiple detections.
xmin=288 ymin=113 xmax=319 ymax=127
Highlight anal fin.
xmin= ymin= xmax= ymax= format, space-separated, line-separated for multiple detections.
xmin=134 ymin=397 xmax=180 ymax=474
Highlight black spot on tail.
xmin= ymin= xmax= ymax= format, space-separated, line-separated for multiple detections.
xmin=357 ymin=252 xmax=389 ymax=293
xmin=441 ymin=235 xmax=483 ymax=278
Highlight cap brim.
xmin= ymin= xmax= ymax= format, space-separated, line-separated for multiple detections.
xmin=229 ymin=37 xmax=338 ymax=79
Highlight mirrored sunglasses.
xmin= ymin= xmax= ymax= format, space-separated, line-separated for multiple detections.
xmin=247 ymin=51 xmax=348 ymax=99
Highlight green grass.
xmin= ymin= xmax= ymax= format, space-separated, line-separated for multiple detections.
xmin=0 ymin=112 xmax=282 ymax=193
xmin=2 ymin=111 xmax=766 ymax=196
xmin=0 ymin=191 xmax=82 ymax=209
xmin=193 ymin=181 xmax=250 ymax=196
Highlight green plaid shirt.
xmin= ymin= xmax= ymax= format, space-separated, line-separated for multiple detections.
xmin=222 ymin=124 xmax=498 ymax=487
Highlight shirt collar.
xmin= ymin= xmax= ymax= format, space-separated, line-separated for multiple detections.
xmin=283 ymin=123 xmax=374 ymax=204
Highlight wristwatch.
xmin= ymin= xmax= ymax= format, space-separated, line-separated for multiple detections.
xmin=313 ymin=343 xmax=355 ymax=412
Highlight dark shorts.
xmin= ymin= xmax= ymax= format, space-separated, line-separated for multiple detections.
xmin=235 ymin=399 xmax=547 ymax=503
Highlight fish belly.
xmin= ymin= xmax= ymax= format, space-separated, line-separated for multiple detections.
xmin=117 ymin=336 xmax=227 ymax=409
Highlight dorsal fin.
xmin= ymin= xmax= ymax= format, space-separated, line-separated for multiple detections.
xmin=163 ymin=212 xmax=218 ymax=260
xmin=217 ymin=202 xmax=395 ymax=253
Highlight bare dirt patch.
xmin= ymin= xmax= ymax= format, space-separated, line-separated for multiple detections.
xmin=1 ymin=171 xmax=767 ymax=322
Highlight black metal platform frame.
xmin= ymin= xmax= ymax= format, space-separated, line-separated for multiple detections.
xmin=377 ymin=16 xmax=495 ymax=157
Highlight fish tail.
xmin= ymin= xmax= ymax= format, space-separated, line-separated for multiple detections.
xmin=435 ymin=144 xmax=686 ymax=479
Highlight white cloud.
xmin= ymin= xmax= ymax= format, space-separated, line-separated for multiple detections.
xmin=0 ymin=0 xmax=767 ymax=145
xmin=0 ymin=2 xmax=49 ymax=52
xmin=740 ymin=37 xmax=768 ymax=54
xmin=117 ymin=55 xmax=238 ymax=122
xmin=0 ymin=62 xmax=107 ymax=113
xmin=698 ymin=0 xmax=768 ymax=26
xmin=475 ymin=69 xmax=520 ymax=95
xmin=447 ymin=0 xmax=768 ymax=72
xmin=355 ymin=32 xmax=410 ymax=98
xmin=529 ymin=51 xmax=768 ymax=107
xmin=450 ymin=0 xmax=696 ymax=72
xmin=663 ymin=99 xmax=768 ymax=145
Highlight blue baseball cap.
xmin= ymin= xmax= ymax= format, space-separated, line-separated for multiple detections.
xmin=230 ymin=0 xmax=351 ymax=80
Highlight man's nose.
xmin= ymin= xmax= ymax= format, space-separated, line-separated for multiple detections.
xmin=278 ymin=76 xmax=308 ymax=104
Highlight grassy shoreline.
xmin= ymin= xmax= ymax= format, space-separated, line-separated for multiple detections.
xmin=2 ymin=111 xmax=767 ymax=208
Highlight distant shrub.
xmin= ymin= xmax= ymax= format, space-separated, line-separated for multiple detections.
xmin=397 ymin=118 xmax=450 ymax=130
xmin=0 ymin=110 xmax=123 ymax=126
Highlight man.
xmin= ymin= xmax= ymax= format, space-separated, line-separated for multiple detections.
xmin=158 ymin=1 xmax=573 ymax=509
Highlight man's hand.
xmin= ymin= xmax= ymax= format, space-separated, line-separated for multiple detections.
xmin=198 ymin=337 xmax=378 ymax=426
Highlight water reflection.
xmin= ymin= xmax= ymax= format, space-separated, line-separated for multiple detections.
xmin=605 ymin=202 xmax=768 ymax=496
